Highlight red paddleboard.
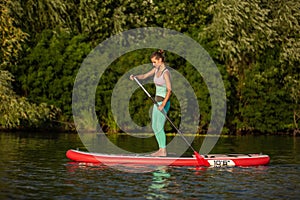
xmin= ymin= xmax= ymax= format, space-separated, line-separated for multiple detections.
xmin=66 ymin=149 xmax=270 ymax=167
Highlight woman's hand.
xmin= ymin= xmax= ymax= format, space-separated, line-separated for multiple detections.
xmin=129 ymin=74 xmax=135 ymax=80
xmin=158 ymin=104 xmax=165 ymax=111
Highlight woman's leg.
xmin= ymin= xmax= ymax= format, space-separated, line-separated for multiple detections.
xmin=151 ymin=101 xmax=170 ymax=156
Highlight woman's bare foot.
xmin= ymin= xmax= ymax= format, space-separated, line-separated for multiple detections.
xmin=151 ymin=148 xmax=167 ymax=157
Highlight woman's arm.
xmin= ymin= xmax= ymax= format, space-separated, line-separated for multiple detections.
xmin=130 ymin=68 xmax=156 ymax=80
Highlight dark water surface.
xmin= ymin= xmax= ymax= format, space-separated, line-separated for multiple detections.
xmin=0 ymin=132 xmax=299 ymax=199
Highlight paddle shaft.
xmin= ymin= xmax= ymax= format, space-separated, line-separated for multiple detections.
xmin=134 ymin=77 xmax=197 ymax=153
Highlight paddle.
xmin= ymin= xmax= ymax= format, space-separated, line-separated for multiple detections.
xmin=133 ymin=77 xmax=210 ymax=167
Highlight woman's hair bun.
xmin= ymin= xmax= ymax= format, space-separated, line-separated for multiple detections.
xmin=150 ymin=49 xmax=165 ymax=61
xmin=158 ymin=49 xmax=164 ymax=54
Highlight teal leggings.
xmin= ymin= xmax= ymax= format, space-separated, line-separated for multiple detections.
xmin=151 ymin=101 xmax=170 ymax=148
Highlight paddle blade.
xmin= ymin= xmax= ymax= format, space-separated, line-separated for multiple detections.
xmin=194 ymin=151 xmax=210 ymax=167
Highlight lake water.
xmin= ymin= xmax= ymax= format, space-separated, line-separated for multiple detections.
xmin=0 ymin=132 xmax=299 ymax=199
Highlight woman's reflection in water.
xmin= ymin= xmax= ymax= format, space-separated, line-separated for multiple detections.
xmin=146 ymin=166 xmax=172 ymax=199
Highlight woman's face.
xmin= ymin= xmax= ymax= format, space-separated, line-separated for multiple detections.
xmin=151 ymin=57 xmax=162 ymax=68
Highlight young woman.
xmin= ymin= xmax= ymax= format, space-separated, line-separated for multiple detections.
xmin=130 ymin=50 xmax=172 ymax=157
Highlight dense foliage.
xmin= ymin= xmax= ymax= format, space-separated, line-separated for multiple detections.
xmin=0 ymin=0 xmax=299 ymax=135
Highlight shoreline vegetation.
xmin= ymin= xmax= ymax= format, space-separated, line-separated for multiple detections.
xmin=0 ymin=124 xmax=298 ymax=137
xmin=1 ymin=0 xmax=299 ymax=136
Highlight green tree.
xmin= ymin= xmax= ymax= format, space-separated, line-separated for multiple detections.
xmin=272 ymin=0 xmax=300 ymax=134
xmin=0 ymin=0 xmax=60 ymax=129
xmin=10 ymin=0 xmax=71 ymax=34
xmin=0 ymin=0 xmax=28 ymax=67
xmin=64 ymin=0 xmax=157 ymax=44
xmin=205 ymin=0 xmax=300 ymax=133
xmin=155 ymin=0 xmax=213 ymax=32
xmin=13 ymin=29 xmax=91 ymax=120
xmin=205 ymin=0 xmax=274 ymax=79
xmin=0 ymin=70 xmax=60 ymax=129
xmin=240 ymin=63 xmax=294 ymax=133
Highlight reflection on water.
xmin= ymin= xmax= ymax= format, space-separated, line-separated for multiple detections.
xmin=0 ymin=132 xmax=300 ymax=199
xmin=146 ymin=166 xmax=171 ymax=199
